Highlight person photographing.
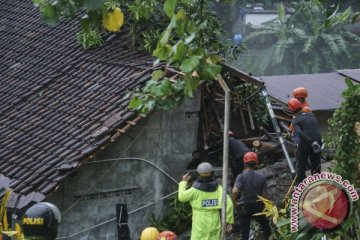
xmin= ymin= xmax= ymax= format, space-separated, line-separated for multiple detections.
xmin=178 ymin=162 xmax=234 ymax=240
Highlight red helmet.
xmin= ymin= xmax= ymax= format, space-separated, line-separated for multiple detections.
xmin=157 ymin=231 xmax=177 ymax=240
xmin=293 ymin=87 xmax=308 ymax=99
xmin=288 ymin=98 xmax=302 ymax=112
xmin=243 ymin=152 xmax=258 ymax=164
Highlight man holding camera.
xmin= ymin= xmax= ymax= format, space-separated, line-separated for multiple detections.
xmin=178 ymin=162 xmax=234 ymax=240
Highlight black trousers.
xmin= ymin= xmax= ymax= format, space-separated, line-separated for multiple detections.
xmin=296 ymin=143 xmax=321 ymax=184
xmin=238 ymin=203 xmax=272 ymax=240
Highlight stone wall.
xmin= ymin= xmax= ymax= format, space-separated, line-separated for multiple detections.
xmin=47 ymin=95 xmax=200 ymax=239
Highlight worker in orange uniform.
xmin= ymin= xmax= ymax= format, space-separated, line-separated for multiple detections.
xmin=288 ymin=98 xmax=322 ymax=185
xmin=288 ymin=87 xmax=312 ymax=133
xmin=292 ymin=87 xmax=311 ymax=112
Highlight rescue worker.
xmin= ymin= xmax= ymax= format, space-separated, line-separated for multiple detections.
xmin=288 ymin=98 xmax=322 ymax=184
xmin=288 ymin=87 xmax=312 ymax=133
xmin=292 ymin=86 xmax=311 ymax=112
xmin=228 ymin=132 xmax=251 ymax=180
xmin=205 ymin=131 xmax=250 ymax=182
xmin=232 ymin=152 xmax=272 ymax=240
xmin=178 ymin=162 xmax=234 ymax=240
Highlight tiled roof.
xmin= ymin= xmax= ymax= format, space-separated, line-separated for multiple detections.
xmin=0 ymin=0 xmax=155 ymax=208
xmin=258 ymin=70 xmax=360 ymax=111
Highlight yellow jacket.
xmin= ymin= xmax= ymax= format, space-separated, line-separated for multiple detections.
xmin=178 ymin=181 xmax=234 ymax=240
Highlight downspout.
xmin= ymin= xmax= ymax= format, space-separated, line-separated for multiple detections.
xmin=216 ymin=74 xmax=230 ymax=240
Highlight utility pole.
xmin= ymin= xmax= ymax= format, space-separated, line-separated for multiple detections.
xmin=217 ymin=74 xmax=230 ymax=240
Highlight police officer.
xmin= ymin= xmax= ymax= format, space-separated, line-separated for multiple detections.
xmin=178 ymin=162 xmax=234 ymax=240
xmin=288 ymin=98 xmax=322 ymax=184
xmin=22 ymin=202 xmax=61 ymax=240
xmin=232 ymin=152 xmax=271 ymax=240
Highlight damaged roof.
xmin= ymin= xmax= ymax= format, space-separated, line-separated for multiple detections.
xmin=0 ymin=0 xmax=155 ymax=209
xmin=258 ymin=70 xmax=360 ymax=111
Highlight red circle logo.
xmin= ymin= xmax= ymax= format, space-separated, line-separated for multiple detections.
xmin=300 ymin=182 xmax=350 ymax=231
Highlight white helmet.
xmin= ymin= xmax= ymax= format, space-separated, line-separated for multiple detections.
xmin=196 ymin=162 xmax=214 ymax=178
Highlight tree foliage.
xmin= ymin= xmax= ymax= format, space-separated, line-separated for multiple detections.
xmin=231 ymin=0 xmax=360 ymax=75
xmin=33 ymin=0 xmax=243 ymax=114
xmin=328 ymin=77 xmax=360 ymax=189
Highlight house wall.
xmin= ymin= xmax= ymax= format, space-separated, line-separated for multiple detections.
xmin=47 ymin=95 xmax=200 ymax=240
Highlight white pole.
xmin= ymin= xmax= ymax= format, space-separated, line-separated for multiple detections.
xmin=217 ymin=75 xmax=230 ymax=240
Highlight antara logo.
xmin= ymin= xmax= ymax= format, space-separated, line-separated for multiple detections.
xmin=23 ymin=218 xmax=44 ymax=225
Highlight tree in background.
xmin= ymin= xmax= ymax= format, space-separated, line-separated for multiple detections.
xmin=229 ymin=0 xmax=360 ymax=76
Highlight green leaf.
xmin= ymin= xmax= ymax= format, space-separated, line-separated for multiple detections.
xmin=173 ymin=80 xmax=184 ymax=92
xmin=186 ymin=20 xmax=197 ymax=34
xmin=199 ymin=63 xmax=221 ymax=80
xmin=80 ymin=14 xmax=90 ymax=31
xmin=145 ymin=100 xmax=156 ymax=112
xmin=153 ymin=44 xmax=171 ymax=60
xmin=160 ymin=79 xmax=173 ymax=95
xmin=152 ymin=70 xmax=164 ymax=81
xmin=175 ymin=9 xmax=186 ymax=35
xmin=344 ymin=77 xmax=354 ymax=92
xmin=128 ymin=96 xmax=143 ymax=109
xmin=185 ymin=33 xmax=196 ymax=44
xmin=175 ymin=9 xmax=186 ymax=21
xmin=173 ymin=40 xmax=186 ymax=61
xmin=163 ymin=0 xmax=177 ymax=19
xmin=41 ymin=4 xmax=59 ymax=25
xmin=180 ymin=57 xmax=199 ymax=73
xmin=83 ymin=0 xmax=104 ymax=11
xmin=32 ymin=0 xmax=43 ymax=5
xmin=276 ymin=218 xmax=290 ymax=227
xmin=160 ymin=28 xmax=172 ymax=45
xmin=184 ymin=75 xmax=198 ymax=98
xmin=150 ymin=85 xmax=164 ymax=97
xmin=278 ymin=4 xmax=285 ymax=23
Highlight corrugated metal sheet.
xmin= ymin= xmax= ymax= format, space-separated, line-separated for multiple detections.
xmin=338 ymin=69 xmax=360 ymax=83
xmin=258 ymin=71 xmax=359 ymax=111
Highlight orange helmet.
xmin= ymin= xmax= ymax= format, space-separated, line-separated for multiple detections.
xmin=243 ymin=152 xmax=258 ymax=164
xmin=293 ymin=87 xmax=308 ymax=99
xmin=288 ymin=98 xmax=302 ymax=112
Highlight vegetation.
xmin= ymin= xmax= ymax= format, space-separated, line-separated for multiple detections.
xmin=33 ymin=0 xmax=243 ymax=114
xmin=327 ymin=78 xmax=360 ymax=238
xmin=230 ymin=0 xmax=360 ymax=75
xmin=149 ymin=193 xmax=192 ymax=234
